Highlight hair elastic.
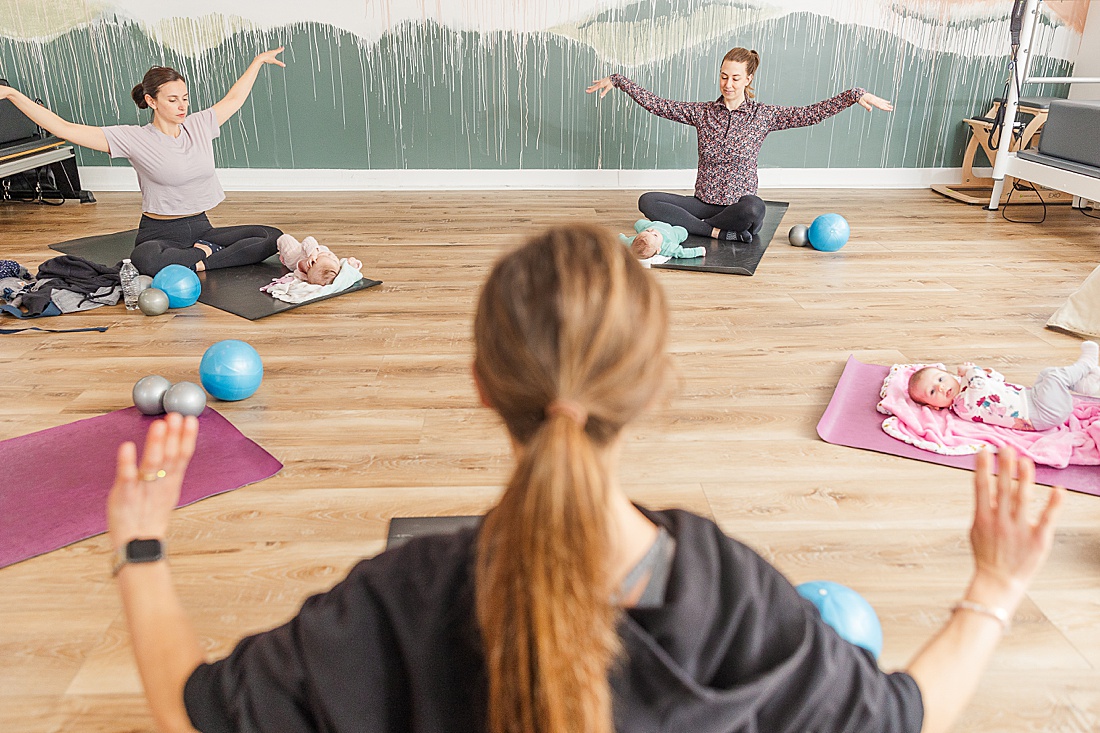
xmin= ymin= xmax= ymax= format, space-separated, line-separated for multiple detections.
xmin=545 ymin=399 xmax=588 ymax=426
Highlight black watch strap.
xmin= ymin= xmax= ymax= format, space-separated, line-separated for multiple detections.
xmin=111 ymin=538 xmax=165 ymax=577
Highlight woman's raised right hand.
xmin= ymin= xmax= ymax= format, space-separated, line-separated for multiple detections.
xmin=966 ymin=447 xmax=1062 ymax=613
xmin=586 ymin=77 xmax=615 ymax=98
xmin=107 ymin=413 xmax=199 ymax=552
xmin=0 ymin=84 xmax=16 ymax=101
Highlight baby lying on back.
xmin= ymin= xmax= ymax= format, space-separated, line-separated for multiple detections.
xmin=908 ymin=342 xmax=1099 ymax=431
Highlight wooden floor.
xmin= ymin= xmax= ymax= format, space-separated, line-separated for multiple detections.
xmin=2 ymin=189 xmax=1100 ymax=732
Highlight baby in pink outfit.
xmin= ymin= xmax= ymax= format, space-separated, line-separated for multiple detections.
xmin=276 ymin=234 xmax=362 ymax=286
xmin=908 ymin=342 xmax=1099 ymax=431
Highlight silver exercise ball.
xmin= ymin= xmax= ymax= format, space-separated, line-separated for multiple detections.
xmin=138 ymin=287 xmax=170 ymax=316
xmin=134 ymin=274 xmax=154 ymax=293
xmin=132 ymin=375 xmax=172 ymax=416
xmin=162 ymin=381 xmax=207 ymax=417
xmin=789 ymin=224 xmax=810 ymax=247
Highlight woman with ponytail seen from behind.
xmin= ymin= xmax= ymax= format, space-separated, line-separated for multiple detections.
xmin=109 ymin=225 xmax=1060 ymax=733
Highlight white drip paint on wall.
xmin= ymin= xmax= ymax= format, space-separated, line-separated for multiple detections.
xmin=0 ymin=0 xmax=1084 ymax=58
xmin=0 ymin=0 xmax=1086 ymax=173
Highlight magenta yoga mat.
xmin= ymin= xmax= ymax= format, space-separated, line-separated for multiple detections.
xmin=817 ymin=355 xmax=1100 ymax=496
xmin=0 ymin=407 xmax=283 ymax=568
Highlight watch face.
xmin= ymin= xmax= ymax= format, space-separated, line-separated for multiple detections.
xmin=127 ymin=538 xmax=163 ymax=563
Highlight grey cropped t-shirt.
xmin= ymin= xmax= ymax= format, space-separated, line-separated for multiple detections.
xmin=101 ymin=107 xmax=225 ymax=216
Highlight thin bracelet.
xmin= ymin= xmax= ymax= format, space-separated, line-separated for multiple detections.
xmin=952 ymin=600 xmax=1012 ymax=632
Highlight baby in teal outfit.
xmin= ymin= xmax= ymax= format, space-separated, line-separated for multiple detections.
xmin=619 ymin=219 xmax=706 ymax=260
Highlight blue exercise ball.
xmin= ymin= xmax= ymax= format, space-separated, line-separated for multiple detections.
xmin=796 ymin=581 xmax=883 ymax=659
xmin=807 ymin=213 xmax=851 ymax=252
xmin=200 ymin=340 xmax=263 ymax=401
xmin=150 ymin=264 xmax=201 ymax=308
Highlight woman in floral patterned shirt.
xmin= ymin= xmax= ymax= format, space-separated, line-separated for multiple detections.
xmin=587 ymin=48 xmax=892 ymax=242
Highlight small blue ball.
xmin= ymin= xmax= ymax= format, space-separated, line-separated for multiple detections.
xmin=796 ymin=581 xmax=883 ymax=659
xmin=150 ymin=264 xmax=201 ymax=308
xmin=200 ymin=340 xmax=263 ymax=401
xmin=808 ymin=213 xmax=851 ymax=252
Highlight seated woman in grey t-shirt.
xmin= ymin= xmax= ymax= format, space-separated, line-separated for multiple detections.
xmin=0 ymin=48 xmax=286 ymax=276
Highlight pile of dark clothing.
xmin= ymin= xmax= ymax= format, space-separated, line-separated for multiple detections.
xmin=0 ymin=256 xmax=121 ymax=318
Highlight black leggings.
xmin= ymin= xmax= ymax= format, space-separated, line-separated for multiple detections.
xmin=131 ymin=213 xmax=281 ymax=276
xmin=638 ymin=192 xmax=767 ymax=238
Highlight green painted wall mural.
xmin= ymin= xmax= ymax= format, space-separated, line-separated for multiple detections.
xmin=0 ymin=1 xmax=1087 ymax=170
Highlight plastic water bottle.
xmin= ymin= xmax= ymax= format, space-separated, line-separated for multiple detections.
xmin=119 ymin=258 xmax=141 ymax=310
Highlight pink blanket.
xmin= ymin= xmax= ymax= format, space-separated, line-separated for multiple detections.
xmin=878 ymin=363 xmax=1100 ymax=469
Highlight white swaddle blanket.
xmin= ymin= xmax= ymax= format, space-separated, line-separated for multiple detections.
xmin=261 ymin=234 xmax=364 ymax=303
xmin=262 ymin=260 xmax=363 ymax=304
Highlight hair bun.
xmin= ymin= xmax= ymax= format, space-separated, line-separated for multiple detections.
xmin=131 ymin=83 xmax=148 ymax=109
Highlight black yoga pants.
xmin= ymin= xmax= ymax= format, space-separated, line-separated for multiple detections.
xmin=638 ymin=192 xmax=767 ymax=238
xmin=130 ymin=213 xmax=281 ymax=276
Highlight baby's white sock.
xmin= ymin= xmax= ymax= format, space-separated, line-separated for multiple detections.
xmin=1081 ymin=341 xmax=1099 ymax=367
xmin=1073 ymin=365 xmax=1100 ymax=397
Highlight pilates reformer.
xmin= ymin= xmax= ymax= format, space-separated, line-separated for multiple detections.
xmin=988 ymin=0 xmax=1100 ymax=211
xmin=0 ymin=79 xmax=95 ymax=204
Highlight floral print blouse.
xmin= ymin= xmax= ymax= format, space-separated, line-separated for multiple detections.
xmin=610 ymin=74 xmax=864 ymax=206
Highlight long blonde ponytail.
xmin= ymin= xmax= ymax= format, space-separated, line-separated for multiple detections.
xmin=473 ymin=225 xmax=670 ymax=733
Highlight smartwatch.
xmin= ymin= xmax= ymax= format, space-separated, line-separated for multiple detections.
xmin=111 ymin=538 xmax=165 ymax=577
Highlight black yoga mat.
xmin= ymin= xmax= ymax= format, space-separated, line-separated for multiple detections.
xmin=651 ymin=200 xmax=788 ymax=276
xmin=387 ymin=515 xmax=482 ymax=550
xmin=49 ymin=230 xmax=381 ymax=321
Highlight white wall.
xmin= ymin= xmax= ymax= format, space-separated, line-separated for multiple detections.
xmin=1070 ymin=5 xmax=1100 ymax=100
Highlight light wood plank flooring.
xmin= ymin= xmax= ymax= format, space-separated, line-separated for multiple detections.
xmin=2 ymin=189 xmax=1099 ymax=732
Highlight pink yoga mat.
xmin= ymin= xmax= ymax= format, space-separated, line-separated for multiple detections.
xmin=817 ymin=355 xmax=1100 ymax=496
xmin=0 ymin=407 xmax=283 ymax=568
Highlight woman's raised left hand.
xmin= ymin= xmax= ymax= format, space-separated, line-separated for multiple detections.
xmin=858 ymin=92 xmax=893 ymax=112
xmin=255 ymin=47 xmax=286 ymax=68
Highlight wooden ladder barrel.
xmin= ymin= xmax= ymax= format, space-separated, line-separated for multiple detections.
xmin=932 ymin=96 xmax=1073 ymax=205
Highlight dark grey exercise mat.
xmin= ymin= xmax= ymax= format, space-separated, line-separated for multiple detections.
xmin=49 ymin=229 xmax=382 ymax=320
xmin=652 ymin=200 xmax=789 ymax=276
xmin=387 ymin=515 xmax=482 ymax=550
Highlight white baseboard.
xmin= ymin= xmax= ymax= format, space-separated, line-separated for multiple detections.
xmin=77 ymin=166 xmax=967 ymax=192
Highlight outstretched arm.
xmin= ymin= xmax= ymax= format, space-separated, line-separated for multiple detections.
xmin=586 ymin=74 xmax=702 ymax=126
xmin=0 ymin=85 xmax=109 ymax=152
xmin=212 ymin=47 xmax=286 ymax=125
xmin=109 ymin=413 xmax=204 ymax=733
xmin=768 ymin=88 xmax=892 ymax=131
xmin=906 ymin=448 xmax=1062 ymax=733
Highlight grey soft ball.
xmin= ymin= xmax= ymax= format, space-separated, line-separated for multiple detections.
xmin=162 ymin=381 xmax=207 ymax=417
xmin=132 ymin=375 xmax=172 ymax=415
xmin=134 ymin=274 xmax=154 ymax=293
xmin=138 ymin=287 xmax=170 ymax=316
xmin=789 ymin=224 xmax=810 ymax=247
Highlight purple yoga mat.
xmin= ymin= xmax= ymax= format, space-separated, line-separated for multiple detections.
xmin=0 ymin=407 xmax=283 ymax=568
xmin=817 ymin=355 xmax=1100 ymax=496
